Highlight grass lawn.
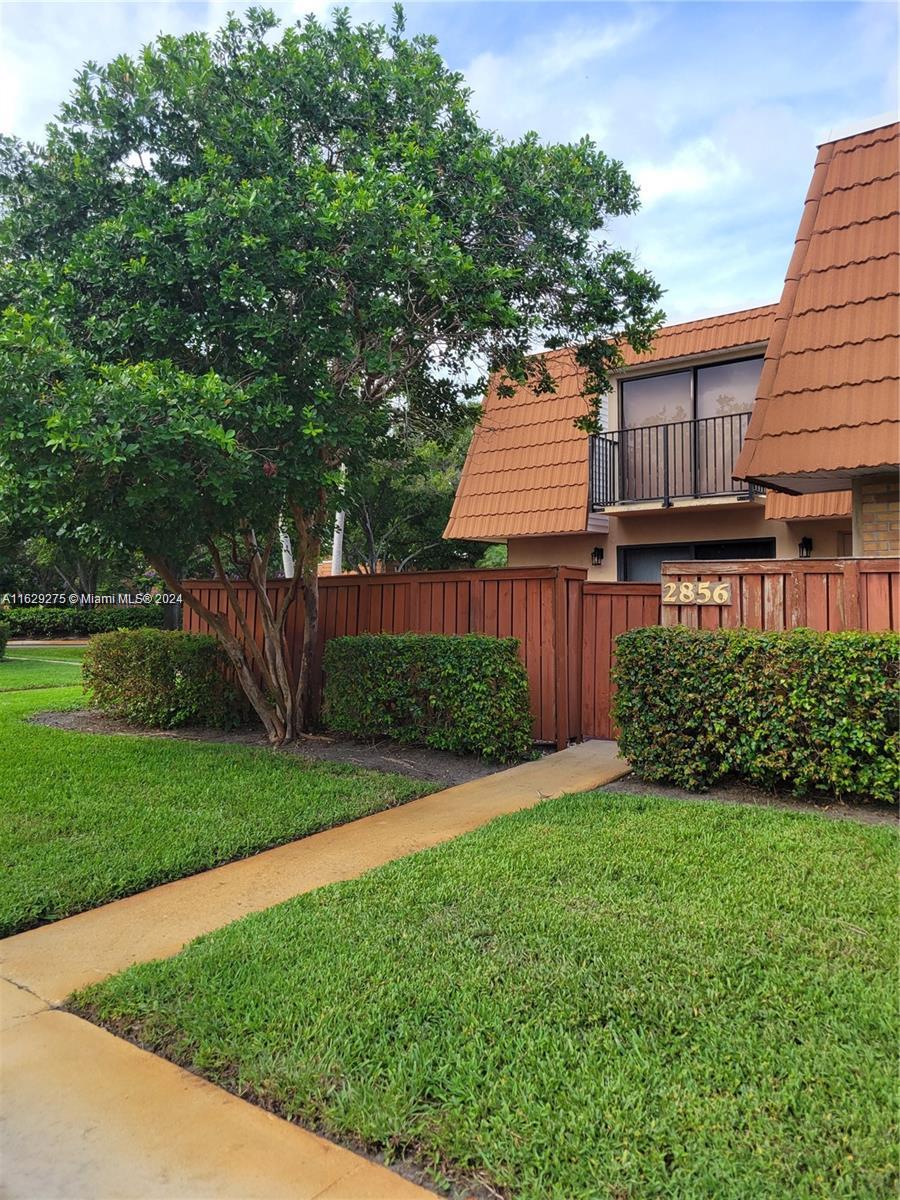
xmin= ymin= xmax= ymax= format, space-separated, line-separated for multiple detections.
xmin=5 ymin=644 xmax=88 ymax=660
xmin=0 ymin=645 xmax=85 ymax=690
xmin=78 ymin=793 xmax=897 ymax=1199
xmin=0 ymin=687 xmax=431 ymax=936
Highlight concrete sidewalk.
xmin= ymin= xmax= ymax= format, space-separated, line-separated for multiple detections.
xmin=1 ymin=738 xmax=628 ymax=1199
xmin=2 ymin=739 xmax=627 ymax=1004
xmin=7 ymin=638 xmax=89 ymax=647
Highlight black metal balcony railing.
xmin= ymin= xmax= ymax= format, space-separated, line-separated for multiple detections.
xmin=589 ymin=412 xmax=763 ymax=509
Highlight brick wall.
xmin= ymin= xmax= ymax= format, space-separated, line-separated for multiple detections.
xmin=854 ymin=474 xmax=900 ymax=557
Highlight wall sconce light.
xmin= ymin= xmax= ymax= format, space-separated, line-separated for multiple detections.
xmin=591 ymin=546 xmax=605 ymax=566
xmin=798 ymin=536 xmax=813 ymax=559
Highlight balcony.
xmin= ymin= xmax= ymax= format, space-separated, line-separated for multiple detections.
xmin=589 ymin=412 xmax=763 ymax=510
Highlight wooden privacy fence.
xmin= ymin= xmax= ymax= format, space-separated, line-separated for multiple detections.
xmin=660 ymin=558 xmax=900 ymax=632
xmin=183 ymin=568 xmax=594 ymax=748
xmin=183 ymin=557 xmax=898 ymax=749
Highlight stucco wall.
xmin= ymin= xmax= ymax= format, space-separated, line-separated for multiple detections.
xmin=506 ymin=503 xmax=851 ymax=581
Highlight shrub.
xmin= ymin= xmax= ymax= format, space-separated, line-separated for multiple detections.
xmin=0 ymin=620 xmax=7 ymax=660
xmin=614 ymin=626 xmax=900 ymax=803
xmin=1 ymin=604 xmax=166 ymax=639
xmin=323 ymin=633 xmax=533 ymax=761
xmin=83 ymin=628 xmax=243 ymax=729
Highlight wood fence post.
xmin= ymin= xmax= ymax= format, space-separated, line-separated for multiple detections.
xmin=553 ymin=568 xmax=570 ymax=752
xmin=408 ymin=578 xmax=421 ymax=633
xmin=788 ymin=568 xmax=806 ymax=628
xmin=842 ymin=559 xmax=862 ymax=629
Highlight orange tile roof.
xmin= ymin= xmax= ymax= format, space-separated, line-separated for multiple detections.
xmin=764 ymin=490 xmax=852 ymax=521
xmin=734 ymin=122 xmax=900 ymax=492
xmin=444 ymin=307 xmax=777 ymax=542
xmin=444 ymin=348 xmax=593 ymax=540
xmin=618 ymin=304 xmax=775 ymax=366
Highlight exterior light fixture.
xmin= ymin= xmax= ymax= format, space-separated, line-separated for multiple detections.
xmin=591 ymin=546 xmax=605 ymax=566
xmin=798 ymin=536 xmax=813 ymax=558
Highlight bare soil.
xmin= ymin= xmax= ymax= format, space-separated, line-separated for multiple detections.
xmin=601 ymin=773 xmax=897 ymax=826
xmin=31 ymin=707 xmax=510 ymax=788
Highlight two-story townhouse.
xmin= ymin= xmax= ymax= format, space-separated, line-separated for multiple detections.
xmin=444 ymin=120 xmax=897 ymax=579
xmin=444 ymin=305 xmax=852 ymax=580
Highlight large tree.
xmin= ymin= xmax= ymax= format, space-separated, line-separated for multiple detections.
xmin=0 ymin=6 xmax=662 ymax=741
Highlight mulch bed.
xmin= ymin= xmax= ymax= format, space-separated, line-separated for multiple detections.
xmin=601 ymin=773 xmax=897 ymax=826
xmin=30 ymin=707 xmax=508 ymax=788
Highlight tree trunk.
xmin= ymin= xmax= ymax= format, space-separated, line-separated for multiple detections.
xmin=149 ymin=506 xmax=325 ymax=746
xmin=279 ymin=519 xmax=295 ymax=578
xmin=291 ymin=504 xmax=323 ymax=732
xmin=150 ymin=552 xmax=290 ymax=744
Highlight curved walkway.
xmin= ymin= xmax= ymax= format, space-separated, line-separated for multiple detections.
xmin=1 ymin=740 xmax=627 ymax=1199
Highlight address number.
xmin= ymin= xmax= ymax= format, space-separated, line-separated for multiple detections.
xmin=662 ymin=580 xmax=732 ymax=605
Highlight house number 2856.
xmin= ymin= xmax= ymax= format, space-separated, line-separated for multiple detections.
xmin=662 ymin=580 xmax=732 ymax=605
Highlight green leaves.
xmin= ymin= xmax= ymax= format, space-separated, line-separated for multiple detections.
xmin=2 ymin=5 xmax=662 ymax=730
xmin=83 ymin=627 xmax=244 ymax=729
xmin=323 ymin=633 xmax=533 ymax=761
xmin=0 ymin=605 xmax=165 ymax=638
xmin=613 ymin=627 xmax=900 ymax=803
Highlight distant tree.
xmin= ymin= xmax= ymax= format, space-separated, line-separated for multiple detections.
xmin=336 ymin=389 xmax=487 ymax=573
xmin=475 ymin=543 xmax=508 ymax=569
xmin=0 ymin=512 xmax=140 ymax=599
xmin=0 ymin=6 xmax=662 ymax=741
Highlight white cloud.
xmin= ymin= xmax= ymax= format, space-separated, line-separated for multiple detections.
xmin=464 ymin=8 xmax=658 ymax=140
xmin=460 ymin=1 xmax=897 ymax=324
xmin=0 ymin=0 xmax=354 ymax=143
xmin=631 ymin=137 xmax=743 ymax=209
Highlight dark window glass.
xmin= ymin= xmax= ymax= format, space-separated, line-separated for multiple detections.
xmin=695 ymin=359 xmax=763 ymax=493
xmin=696 ymin=358 xmax=763 ymax=418
xmin=693 ymin=538 xmax=775 ymax=560
xmin=621 ymin=371 xmax=691 ymax=428
xmin=620 ymin=372 xmax=691 ymax=499
xmin=617 ymin=358 xmax=763 ymax=501
xmin=620 ymin=538 xmax=775 ymax=582
xmin=621 ymin=544 xmax=694 ymax=582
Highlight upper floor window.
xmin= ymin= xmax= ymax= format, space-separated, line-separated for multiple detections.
xmin=621 ymin=356 xmax=763 ymax=429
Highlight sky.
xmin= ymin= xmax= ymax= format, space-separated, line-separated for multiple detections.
xmin=1 ymin=0 xmax=897 ymax=324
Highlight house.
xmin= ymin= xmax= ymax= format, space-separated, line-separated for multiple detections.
xmin=444 ymin=305 xmax=853 ymax=580
xmin=444 ymin=121 xmax=897 ymax=580
xmin=733 ymin=121 xmax=899 ymax=558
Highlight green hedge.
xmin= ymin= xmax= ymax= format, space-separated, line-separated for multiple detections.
xmin=83 ymin=628 xmax=242 ymax=729
xmin=0 ymin=621 xmax=7 ymax=660
xmin=1 ymin=605 xmax=166 ymax=639
xmin=614 ymin=626 xmax=900 ymax=803
xmin=323 ymin=633 xmax=533 ymax=761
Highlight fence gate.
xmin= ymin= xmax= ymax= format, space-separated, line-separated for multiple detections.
xmin=578 ymin=584 xmax=661 ymax=740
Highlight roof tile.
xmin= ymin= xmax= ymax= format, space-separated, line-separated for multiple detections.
xmin=734 ymin=121 xmax=900 ymax=488
xmin=773 ymin=339 xmax=898 ymax=394
xmin=793 ymin=255 xmax=899 ymax=312
xmin=619 ymin=305 xmax=774 ymax=366
xmin=801 ymin=213 xmax=898 ymax=272
xmin=781 ymin=294 xmax=899 ymax=351
xmin=765 ymin=490 xmax=853 ymax=521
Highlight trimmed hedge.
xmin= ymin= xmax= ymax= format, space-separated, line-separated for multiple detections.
xmin=614 ymin=626 xmax=900 ymax=803
xmin=1 ymin=605 xmax=166 ymax=639
xmin=0 ymin=621 xmax=7 ymax=660
xmin=83 ymin=628 xmax=242 ymax=729
xmin=323 ymin=633 xmax=533 ymax=761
